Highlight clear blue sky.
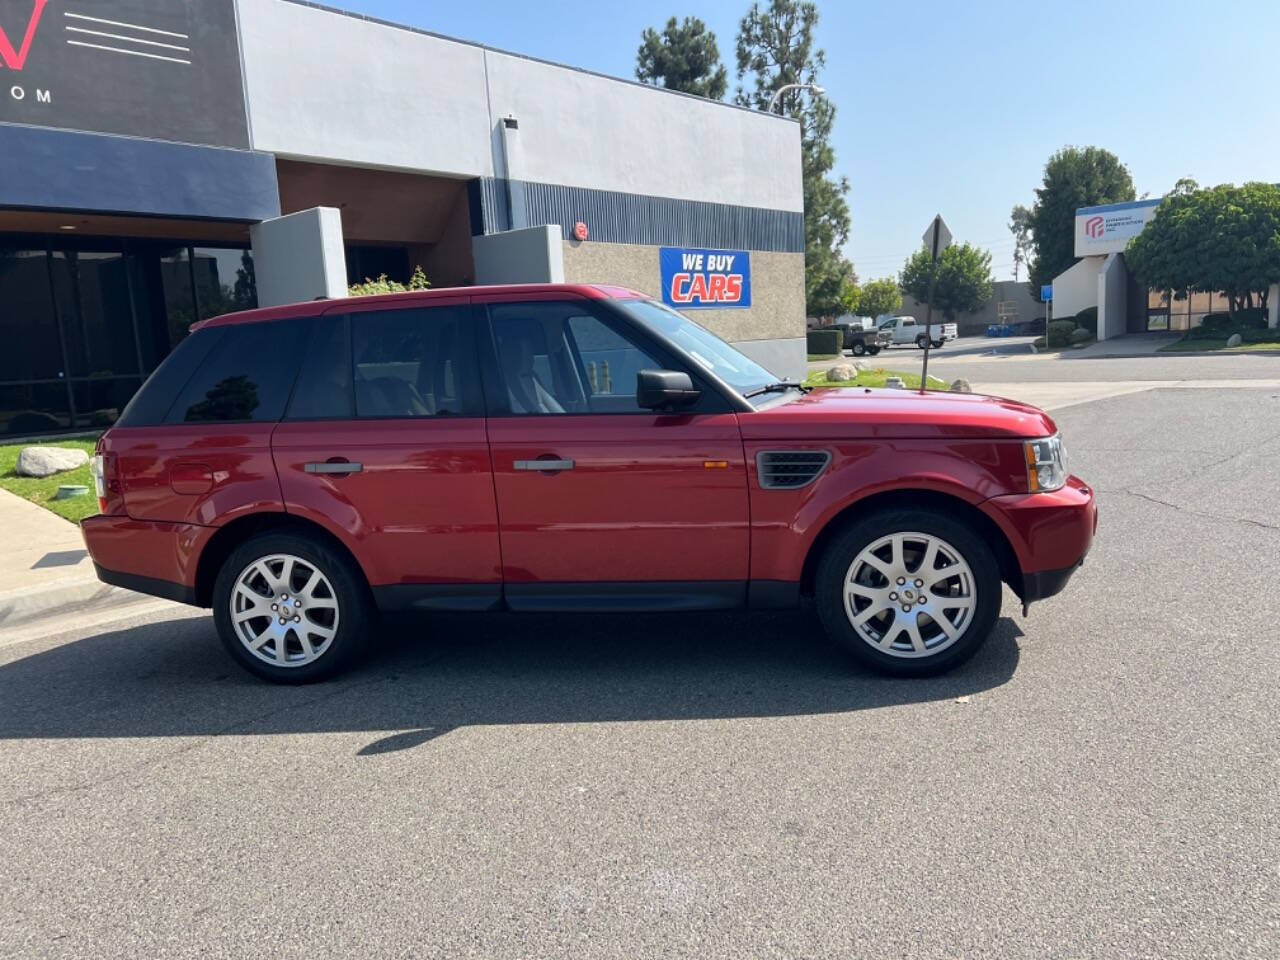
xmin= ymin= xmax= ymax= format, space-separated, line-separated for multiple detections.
xmin=326 ymin=0 xmax=1280 ymax=282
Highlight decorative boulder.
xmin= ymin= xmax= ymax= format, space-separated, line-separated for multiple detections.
xmin=1070 ymin=327 xmax=1093 ymax=344
xmin=15 ymin=446 xmax=90 ymax=478
xmin=1226 ymin=333 xmax=1243 ymax=347
xmin=826 ymin=364 xmax=857 ymax=382
xmin=950 ymin=379 xmax=972 ymax=393
xmin=884 ymin=376 xmax=906 ymax=389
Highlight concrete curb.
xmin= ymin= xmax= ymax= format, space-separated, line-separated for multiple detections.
xmin=0 ymin=576 xmax=154 ymax=631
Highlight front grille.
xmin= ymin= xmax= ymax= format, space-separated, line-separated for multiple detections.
xmin=756 ymin=450 xmax=832 ymax=489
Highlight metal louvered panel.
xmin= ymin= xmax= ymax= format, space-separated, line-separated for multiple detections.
xmin=756 ymin=450 xmax=832 ymax=489
xmin=471 ymin=177 xmax=804 ymax=253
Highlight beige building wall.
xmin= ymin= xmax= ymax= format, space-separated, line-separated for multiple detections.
xmin=561 ymin=240 xmax=807 ymax=379
xmin=561 ymin=240 xmax=805 ymax=341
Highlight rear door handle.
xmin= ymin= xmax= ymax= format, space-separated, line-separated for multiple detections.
xmin=305 ymin=461 xmax=363 ymax=474
xmin=513 ymin=458 xmax=574 ymax=472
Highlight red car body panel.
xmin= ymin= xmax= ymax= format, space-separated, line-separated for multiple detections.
xmin=486 ymin=412 xmax=749 ymax=582
xmin=740 ymin=387 xmax=1057 ymax=442
xmin=106 ymin=423 xmax=282 ymax=526
xmin=271 ymin=418 xmax=502 ymax=587
xmin=82 ymin=285 xmax=1096 ymax=615
xmin=80 ymin=514 xmax=214 ymax=591
xmin=744 ymin=436 xmax=1035 ymax=583
xmin=983 ymin=476 xmax=1097 ymax=573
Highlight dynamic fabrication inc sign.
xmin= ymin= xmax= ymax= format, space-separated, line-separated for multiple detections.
xmin=0 ymin=0 xmax=249 ymax=148
xmin=659 ymin=246 xmax=752 ymax=309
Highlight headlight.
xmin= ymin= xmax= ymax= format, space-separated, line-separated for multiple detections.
xmin=1024 ymin=434 xmax=1067 ymax=492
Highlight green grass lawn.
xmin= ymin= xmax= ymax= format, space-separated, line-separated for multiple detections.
xmin=1159 ymin=336 xmax=1280 ymax=353
xmin=804 ymin=367 xmax=951 ymax=390
xmin=0 ymin=436 xmax=100 ymax=523
xmin=807 ymin=353 xmax=840 ymax=361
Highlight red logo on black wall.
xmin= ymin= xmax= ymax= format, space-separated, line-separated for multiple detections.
xmin=0 ymin=0 xmax=48 ymax=71
xmin=1084 ymin=215 xmax=1105 ymax=239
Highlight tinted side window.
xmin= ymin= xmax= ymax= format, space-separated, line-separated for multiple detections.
xmin=488 ymin=301 xmax=668 ymax=415
xmin=167 ymin=321 xmax=300 ymax=423
xmin=351 ymin=306 xmax=479 ymax=418
xmin=286 ymin=315 xmax=351 ymax=420
xmin=116 ymin=327 xmax=225 ymax=427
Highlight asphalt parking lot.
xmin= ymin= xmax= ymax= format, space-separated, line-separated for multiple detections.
xmin=1 ymin=387 xmax=1277 ymax=959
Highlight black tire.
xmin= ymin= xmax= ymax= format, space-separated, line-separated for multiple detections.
xmin=851 ymin=341 xmax=867 ymax=356
xmin=212 ymin=532 xmax=373 ymax=683
xmin=867 ymin=345 xmax=881 ymax=356
xmin=815 ymin=509 xmax=1001 ymax=676
xmin=932 ymin=339 xmax=944 ymax=349
xmin=915 ymin=335 xmax=928 ymax=349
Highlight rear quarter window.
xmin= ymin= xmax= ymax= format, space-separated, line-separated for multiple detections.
xmin=166 ymin=320 xmax=302 ymax=423
xmin=114 ymin=327 xmax=226 ymax=427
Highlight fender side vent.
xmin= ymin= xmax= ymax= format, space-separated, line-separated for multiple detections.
xmin=756 ymin=450 xmax=832 ymax=489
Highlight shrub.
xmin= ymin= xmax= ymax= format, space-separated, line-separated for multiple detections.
xmin=1074 ymin=307 xmax=1098 ymax=336
xmin=348 ymin=265 xmax=431 ymax=297
xmin=1069 ymin=327 xmax=1093 ymax=344
xmin=1033 ymin=335 xmax=1047 ymax=349
xmin=1047 ymin=319 xmax=1076 ymax=347
xmin=1243 ymin=329 xmax=1280 ymax=343
xmin=806 ymin=328 xmax=843 ymax=355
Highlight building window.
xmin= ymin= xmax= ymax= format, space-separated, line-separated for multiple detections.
xmin=0 ymin=238 xmax=257 ymax=435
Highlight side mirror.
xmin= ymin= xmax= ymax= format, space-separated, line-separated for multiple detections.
xmin=636 ymin=369 xmax=700 ymax=411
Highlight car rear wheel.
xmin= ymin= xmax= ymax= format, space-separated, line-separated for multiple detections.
xmin=851 ymin=341 xmax=866 ymax=356
xmin=932 ymin=339 xmax=944 ymax=349
xmin=867 ymin=345 xmax=881 ymax=355
xmin=915 ymin=335 xmax=928 ymax=349
xmin=212 ymin=532 xmax=372 ymax=683
xmin=815 ymin=509 xmax=1001 ymax=675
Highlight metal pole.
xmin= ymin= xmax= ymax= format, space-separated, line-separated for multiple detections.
xmin=921 ymin=217 xmax=940 ymax=391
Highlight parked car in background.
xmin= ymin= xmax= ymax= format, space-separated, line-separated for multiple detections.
xmin=83 ymin=284 xmax=1095 ymax=684
xmin=880 ymin=315 xmax=958 ymax=348
xmin=833 ymin=316 xmax=890 ymax=356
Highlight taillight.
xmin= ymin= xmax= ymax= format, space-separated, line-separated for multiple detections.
xmin=92 ymin=451 xmax=125 ymax=516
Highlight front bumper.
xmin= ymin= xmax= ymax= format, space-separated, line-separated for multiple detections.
xmin=982 ymin=475 xmax=1097 ymax=604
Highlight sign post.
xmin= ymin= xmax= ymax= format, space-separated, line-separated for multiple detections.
xmin=1041 ymin=284 xmax=1053 ymax=347
xmin=919 ymin=214 xmax=952 ymax=390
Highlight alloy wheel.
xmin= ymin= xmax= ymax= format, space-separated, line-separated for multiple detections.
xmin=842 ymin=531 xmax=977 ymax=658
xmin=229 ymin=554 xmax=340 ymax=667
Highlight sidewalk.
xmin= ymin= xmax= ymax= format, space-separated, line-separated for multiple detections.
xmin=0 ymin=488 xmax=183 ymax=645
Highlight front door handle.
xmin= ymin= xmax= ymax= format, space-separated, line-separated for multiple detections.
xmin=513 ymin=458 xmax=575 ymax=473
xmin=305 ymin=461 xmax=363 ymax=475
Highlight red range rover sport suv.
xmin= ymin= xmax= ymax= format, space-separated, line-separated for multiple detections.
xmin=82 ymin=284 xmax=1096 ymax=683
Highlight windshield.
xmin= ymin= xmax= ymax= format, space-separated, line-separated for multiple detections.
xmin=614 ymin=299 xmax=781 ymax=400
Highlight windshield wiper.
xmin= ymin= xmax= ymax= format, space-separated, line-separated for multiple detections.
xmin=743 ymin=380 xmax=811 ymax=399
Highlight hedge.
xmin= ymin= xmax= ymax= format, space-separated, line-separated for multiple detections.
xmin=1074 ymin=307 xmax=1098 ymax=336
xmin=806 ymin=328 xmax=844 ymax=355
xmin=1047 ymin=319 xmax=1077 ymax=348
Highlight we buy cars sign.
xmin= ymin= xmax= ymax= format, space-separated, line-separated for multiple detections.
xmin=659 ymin=247 xmax=751 ymax=308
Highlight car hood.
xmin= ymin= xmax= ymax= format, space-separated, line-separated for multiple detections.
xmin=740 ymin=387 xmax=1057 ymax=441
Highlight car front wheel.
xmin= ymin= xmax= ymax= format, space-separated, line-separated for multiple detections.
xmin=915 ymin=335 xmax=928 ymax=349
xmin=212 ymin=532 xmax=372 ymax=683
xmin=815 ymin=509 xmax=1001 ymax=675
xmin=867 ymin=345 xmax=881 ymax=355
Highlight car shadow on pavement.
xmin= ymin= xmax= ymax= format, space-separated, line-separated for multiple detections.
xmin=0 ymin=608 xmax=1022 ymax=749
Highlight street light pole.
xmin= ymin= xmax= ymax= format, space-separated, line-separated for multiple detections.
xmin=768 ymin=82 xmax=825 ymax=113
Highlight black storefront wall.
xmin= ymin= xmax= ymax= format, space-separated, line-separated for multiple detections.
xmin=0 ymin=237 xmax=256 ymax=435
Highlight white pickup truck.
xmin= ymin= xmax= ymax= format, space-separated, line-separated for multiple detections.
xmin=878 ymin=315 xmax=958 ymax=349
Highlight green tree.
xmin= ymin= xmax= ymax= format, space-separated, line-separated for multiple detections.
xmin=735 ymin=0 xmax=851 ymax=319
xmin=1027 ymin=146 xmax=1135 ymax=294
xmin=855 ymin=277 xmax=902 ymax=319
xmin=635 ymin=16 xmax=728 ymax=99
xmin=899 ymin=242 xmax=995 ymax=322
xmin=1126 ymin=181 xmax=1280 ymax=316
xmin=1008 ymin=204 xmax=1033 ymax=283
